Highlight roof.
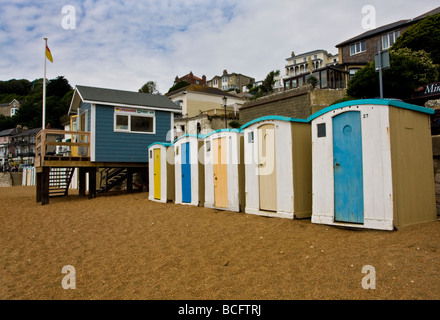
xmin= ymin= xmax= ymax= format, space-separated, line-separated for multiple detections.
xmin=69 ymin=85 xmax=181 ymax=114
xmin=240 ymin=115 xmax=308 ymax=130
xmin=166 ymin=84 xmax=239 ymax=98
xmin=13 ymin=127 xmax=41 ymax=137
xmin=336 ymin=20 xmax=411 ymax=47
xmin=308 ymin=99 xmax=434 ymax=122
xmin=336 ymin=6 xmax=440 ymax=47
xmin=148 ymin=142 xmax=173 ymax=149
xmin=0 ymin=128 xmax=15 ymax=137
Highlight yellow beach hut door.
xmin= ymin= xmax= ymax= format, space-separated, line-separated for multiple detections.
xmin=213 ymin=137 xmax=228 ymax=208
xmin=258 ymin=124 xmax=277 ymax=211
xmin=153 ymin=149 xmax=161 ymax=200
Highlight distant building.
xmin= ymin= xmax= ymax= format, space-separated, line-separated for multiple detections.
xmin=174 ymin=71 xmax=207 ymax=86
xmin=335 ymin=6 xmax=440 ymax=85
xmin=11 ymin=126 xmax=40 ymax=166
xmin=0 ymin=128 xmax=15 ymax=166
xmin=283 ymin=50 xmax=345 ymax=90
xmin=207 ymin=70 xmax=255 ymax=93
xmin=166 ymin=84 xmax=245 ymax=138
xmin=166 ymin=84 xmax=245 ymax=119
xmin=0 ymin=99 xmax=21 ymax=117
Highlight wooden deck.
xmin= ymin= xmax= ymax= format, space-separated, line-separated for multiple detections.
xmin=34 ymin=129 xmax=148 ymax=205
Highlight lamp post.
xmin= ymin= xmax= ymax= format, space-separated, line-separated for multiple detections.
xmin=222 ymin=95 xmax=227 ymax=128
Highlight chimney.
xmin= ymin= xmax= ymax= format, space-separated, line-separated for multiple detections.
xmin=291 ymin=51 xmax=295 ymax=57
xmin=223 ymin=69 xmax=228 ymax=75
xmin=16 ymin=124 xmax=22 ymax=134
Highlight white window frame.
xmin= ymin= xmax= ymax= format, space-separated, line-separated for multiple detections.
xmin=382 ymin=30 xmax=400 ymax=49
xmin=114 ymin=107 xmax=156 ymax=135
xmin=350 ymin=41 xmax=366 ymax=55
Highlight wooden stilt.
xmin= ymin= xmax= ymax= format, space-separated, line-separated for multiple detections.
xmin=41 ymin=167 xmax=50 ymax=205
xmin=88 ymin=167 xmax=97 ymax=199
xmin=127 ymin=168 xmax=133 ymax=193
xmin=36 ymin=172 xmax=42 ymax=203
xmin=79 ymin=167 xmax=86 ymax=197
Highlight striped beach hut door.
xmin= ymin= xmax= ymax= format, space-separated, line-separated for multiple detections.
xmin=153 ymin=149 xmax=161 ymax=200
xmin=213 ymin=137 xmax=228 ymax=208
xmin=258 ymin=124 xmax=277 ymax=211
xmin=333 ymin=111 xmax=364 ymax=224
xmin=181 ymin=142 xmax=192 ymax=203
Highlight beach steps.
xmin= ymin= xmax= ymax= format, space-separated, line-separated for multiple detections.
xmin=97 ymin=168 xmax=128 ymax=194
xmin=48 ymin=168 xmax=75 ymax=197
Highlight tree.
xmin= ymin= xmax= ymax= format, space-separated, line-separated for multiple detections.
xmin=139 ymin=81 xmax=159 ymax=94
xmin=262 ymin=70 xmax=280 ymax=93
xmin=167 ymin=81 xmax=190 ymax=94
xmin=392 ymin=13 xmax=440 ymax=66
xmin=347 ymin=48 xmax=439 ymax=99
xmin=46 ymin=76 xmax=72 ymax=98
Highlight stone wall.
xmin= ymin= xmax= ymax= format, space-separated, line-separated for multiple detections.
xmin=0 ymin=172 xmax=12 ymax=187
xmin=432 ymin=135 xmax=440 ymax=216
xmin=239 ymin=85 xmax=346 ymax=125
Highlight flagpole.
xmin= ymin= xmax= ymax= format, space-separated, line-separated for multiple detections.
xmin=42 ymin=37 xmax=47 ymax=129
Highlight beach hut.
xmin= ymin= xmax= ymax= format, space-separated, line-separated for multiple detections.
xmin=310 ymin=99 xmax=436 ymax=231
xmin=148 ymin=142 xmax=175 ymax=203
xmin=241 ymin=116 xmax=312 ymax=219
xmin=203 ymin=129 xmax=245 ymax=212
xmin=173 ymin=134 xmax=205 ymax=206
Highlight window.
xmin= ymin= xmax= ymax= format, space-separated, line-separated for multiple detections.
xmin=314 ymin=54 xmax=318 ymax=60
xmin=317 ymin=123 xmax=326 ymax=138
xmin=382 ymin=30 xmax=400 ymax=49
xmin=114 ymin=107 xmax=155 ymax=134
xmin=350 ymin=41 xmax=366 ymax=55
xmin=10 ymin=108 xmax=18 ymax=116
xmin=248 ymin=132 xmax=254 ymax=143
xmin=349 ymin=68 xmax=361 ymax=81
xmin=222 ymin=77 xmax=228 ymax=83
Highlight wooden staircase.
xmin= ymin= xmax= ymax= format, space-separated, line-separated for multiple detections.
xmin=49 ymin=168 xmax=75 ymax=197
xmin=97 ymin=168 xmax=128 ymax=194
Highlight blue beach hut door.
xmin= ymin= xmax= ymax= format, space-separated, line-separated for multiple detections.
xmin=181 ymin=142 xmax=192 ymax=203
xmin=333 ymin=111 xmax=364 ymax=224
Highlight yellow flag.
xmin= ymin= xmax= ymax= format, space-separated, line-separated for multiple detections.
xmin=46 ymin=44 xmax=53 ymax=63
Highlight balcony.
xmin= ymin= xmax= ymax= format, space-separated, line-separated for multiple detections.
xmin=35 ymin=129 xmax=91 ymax=168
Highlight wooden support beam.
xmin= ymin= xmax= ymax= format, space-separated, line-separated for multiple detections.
xmin=41 ymin=167 xmax=50 ymax=205
xmin=36 ymin=172 xmax=42 ymax=203
xmin=78 ymin=167 xmax=86 ymax=197
xmin=88 ymin=167 xmax=97 ymax=199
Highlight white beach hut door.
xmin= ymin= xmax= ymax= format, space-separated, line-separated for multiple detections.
xmin=258 ymin=124 xmax=277 ymax=211
xmin=333 ymin=111 xmax=364 ymax=224
xmin=213 ymin=137 xmax=228 ymax=208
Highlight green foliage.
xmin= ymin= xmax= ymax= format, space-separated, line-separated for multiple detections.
xmin=139 ymin=81 xmax=160 ymax=94
xmin=167 ymin=81 xmax=190 ymax=94
xmin=307 ymin=75 xmax=318 ymax=88
xmin=0 ymin=76 xmax=73 ymax=131
xmin=347 ymin=48 xmax=439 ymax=99
xmin=392 ymin=13 xmax=440 ymax=65
xmin=248 ymin=70 xmax=280 ymax=100
xmin=228 ymin=120 xmax=241 ymax=128
xmin=0 ymin=79 xmax=32 ymax=96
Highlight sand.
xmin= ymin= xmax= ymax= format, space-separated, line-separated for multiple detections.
xmin=1 ymin=186 xmax=440 ymax=300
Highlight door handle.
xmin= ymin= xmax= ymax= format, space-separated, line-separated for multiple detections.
xmin=334 ymin=159 xmax=340 ymax=167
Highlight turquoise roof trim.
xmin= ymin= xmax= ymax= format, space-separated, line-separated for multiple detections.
xmin=307 ymin=99 xmax=434 ymax=122
xmin=148 ymin=142 xmax=173 ymax=149
xmin=240 ymin=115 xmax=308 ymax=130
xmin=203 ymin=128 xmax=241 ymax=138
xmin=173 ymin=133 xmax=206 ymax=144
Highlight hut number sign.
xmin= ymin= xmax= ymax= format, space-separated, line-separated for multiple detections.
xmin=115 ymin=107 xmax=155 ymax=116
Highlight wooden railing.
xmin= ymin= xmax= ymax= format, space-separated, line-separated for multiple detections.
xmin=35 ymin=129 xmax=91 ymax=167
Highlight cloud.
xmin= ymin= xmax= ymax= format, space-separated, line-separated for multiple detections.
xmin=0 ymin=0 xmax=439 ymax=94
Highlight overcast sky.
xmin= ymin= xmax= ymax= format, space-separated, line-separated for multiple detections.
xmin=0 ymin=0 xmax=438 ymax=94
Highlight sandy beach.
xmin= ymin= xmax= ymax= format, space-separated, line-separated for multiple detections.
xmin=1 ymin=186 xmax=440 ymax=300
